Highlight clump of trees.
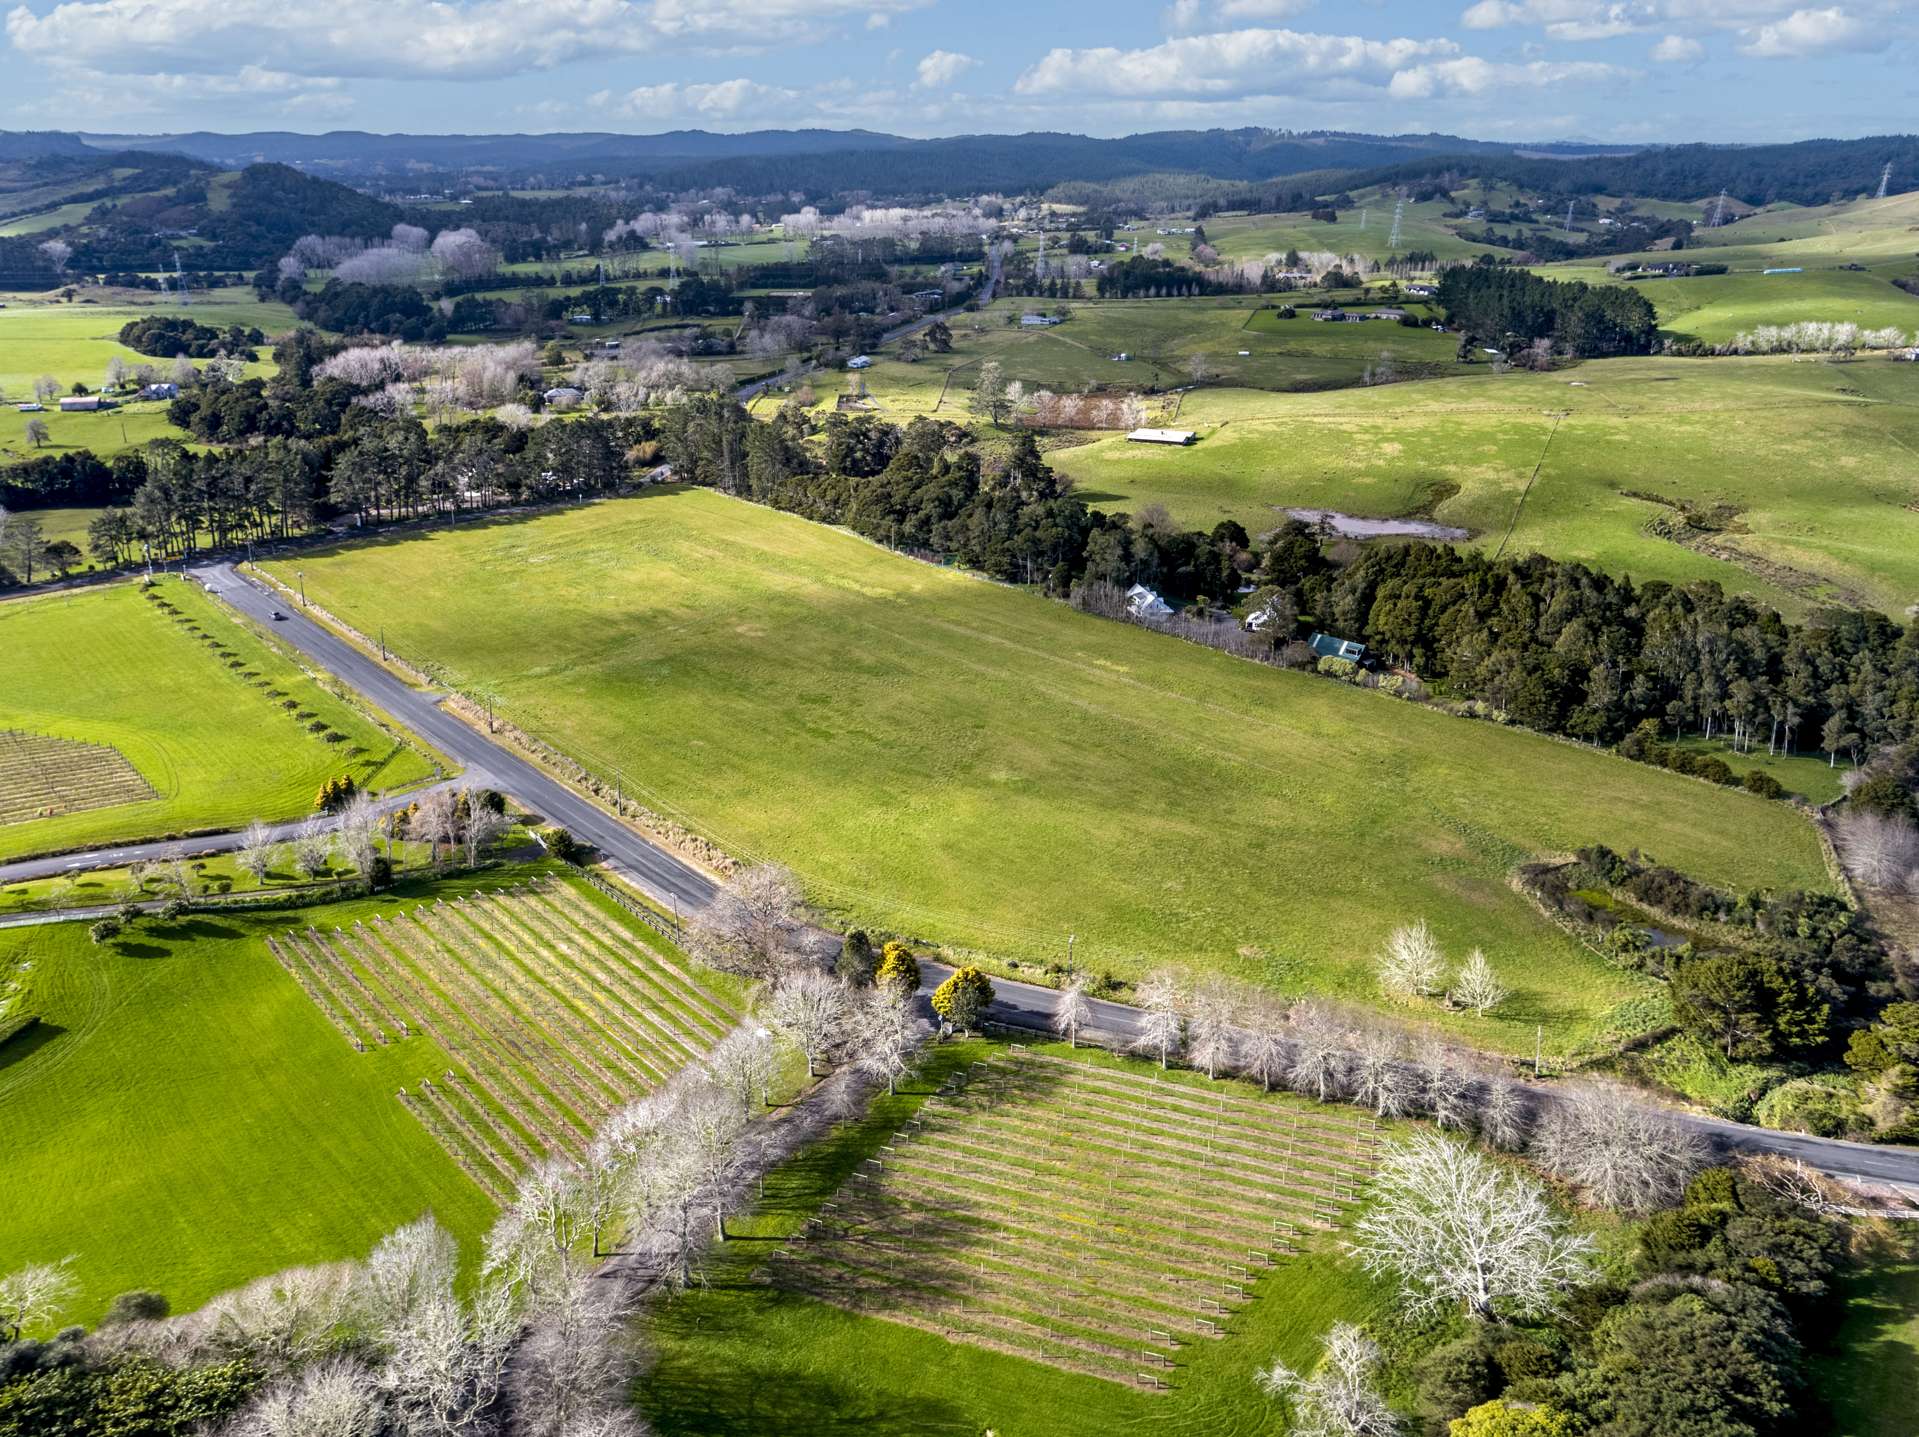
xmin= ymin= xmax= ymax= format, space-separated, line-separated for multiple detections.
xmin=1436 ymin=262 xmax=1658 ymax=357
xmin=116 ymin=316 xmax=261 ymax=361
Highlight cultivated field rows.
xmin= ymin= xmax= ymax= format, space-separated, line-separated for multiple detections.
xmin=0 ymin=729 xmax=155 ymax=825
xmin=767 ymin=1049 xmax=1379 ymax=1388
xmin=272 ymin=878 xmax=741 ymax=1200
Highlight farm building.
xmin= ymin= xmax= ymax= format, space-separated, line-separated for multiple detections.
xmin=1312 ymin=308 xmax=1363 ymax=323
xmin=543 ymin=387 xmax=584 ymax=407
xmin=846 ymin=355 xmax=874 ymax=370
xmin=603 ymin=339 xmax=621 ymax=352
xmin=1309 ymin=632 xmax=1366 ymax=663
xmin=15 ymin=402 xmax=44 ymax=412
xmin=58 ymin=395 xmax=104 ymax=412
xmin=1126 ymin=428 xmax=1196 ymax=445
xmin=138 ymin=382 xmax=178 ymax=400
xmin=1126 ymin=584 xmax=1173 ymax=620
xmin=1020 ymin=314 xmax=1062 ymax=326
xmin=910 ymin=288 xmax=944 ymax=306
xmin=1367 ymin=308 xmax=1408 ymax=321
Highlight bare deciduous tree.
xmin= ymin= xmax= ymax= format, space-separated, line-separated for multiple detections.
xmin=1377 ymin=919 xmax=1446 ymax=1000
xmin=1834 ymin=809 xmax=1919 ymax=891
xmin=1183 ymin=976 xmax=1236 ymax=1079
xmin=237 ymin=820 xmax=277 ymax=884
xmin=1453 ymin=948 xmax=1509 ymax=1017
xmin=850 ymin=985 xmax=925 ymax=1096
xmin=1051 ymin=972 xmax=1093 ymax=1049
xmin=1739 ymin=1153 xmax=1850 ymax=1216
xmin=1350 ymin=1027 xmax=1414 ymax=1119
xmin=505 ymin=1267 xmax=634 ymax=1437
xmin=1129 ymin=970 xmax=1184 ymax=1069
xmin=1256 ymin=1322 xmax=1397 ymax=1437
xmin=1533 ymin=1084 xmax=1706 ymax=1213
xmin=766 ymin=969 xmax=847 ymax=1076
xmin=291 ymin=816 xmax=333 ymax=880
xmin=225 ymin=1356 xmax=384 ymax=1437
xmin=413 ymin=788 xmax=460 ymax=866
xmin=336 ymin=792 xmax=379 ymax=878
xmin=1417 ymin=1042 xmax=1474 ymax=1131
xmin=1288 ymin=1000 xmax=1346 ymax=1102
xmin=1354 ymin=1133 xmax=1596 ymax=1321
xmin=1238 ymin=996 xmax=1290 ymax=1092
xmin=461 ymin=792 xmax=508 ymax=868
xmin=1475 ymin=1077 xmax=1532 ymax=1152
xmin=201 ymin=1263 xmax=360 ymax=1371
xmin=0 ymin=1257 xmax=78 ymax=1341
xmin=706 ymin=1027 xmax=777 ymax=1119
xmin=684 ymin=863 xmax=805 ymax=978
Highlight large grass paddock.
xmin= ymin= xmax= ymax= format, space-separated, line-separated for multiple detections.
xmin=1049 ymin=355 xmax=1919 ymax=615
xmin=268 ymin=489 xmax=1830 ymax=1050
xmin=0 ymin=579 xmax=435 ymax=860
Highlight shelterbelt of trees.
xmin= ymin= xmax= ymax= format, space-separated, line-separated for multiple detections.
xmin=1436 ymin=262 xmax=1659 ymax=356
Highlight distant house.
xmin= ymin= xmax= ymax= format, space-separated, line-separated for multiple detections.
xmin=1312 ymin=308 xmax=1359 ymax=323
xmin=59 ymin=395 xmax=104 ymax=412
xmin=1111 ymin=352 xmax=1131 ymax=362
xmin=1367 ymin=307 xmax=1408 ymax=321
xmin=543 ymin=387 xmax=583 ymax=407
xmin=1126 ymin=584 xmax=1173 ymax=620
xmin=138 ymin=382 xmax=178 ymax=400
xmin=1763 ymin=267 xmax=1804 ymax=275
xmin=15 ymin=402 xmax=44 ymax=413
xmin=1405 ymin=283 xmax=1437 ymax=297
xmin=603 ymin=339 xmax=621 ymax=351
xmin=567 ymin=311 xmax=593 ymax=323
xmin=910 ymin=288 xmax=944 ymax=306
xmin=1126 ymin=428 xmax=1196 ymax=445
xmin=1020 ymin=314 xmax=1062 ymax=326
xmin=845 ymin=355 xmax=874 ymax=370
xmin=1309 ymin=632 xmax=1366 ymax=663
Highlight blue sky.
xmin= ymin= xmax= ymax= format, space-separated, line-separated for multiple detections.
xmin=2 ymin=0 xmax=1913 ymax=141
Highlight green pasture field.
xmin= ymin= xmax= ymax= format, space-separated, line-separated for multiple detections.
xmin=1599 ymin=268 xmax=1919 ymax=345
xmin=1574 ymin=190 xmax=1919 ymax=275
xmin=267 ymin=488 xmax=1831 ymax=1051
xmin=1202 ymin=196 xmax=1508 ymax=266
xmin=0 ymin=875 xmax=502 ymax=1326
xmin=0 ymin=578 xmax=436 ymax=861
xmin=642 ymin=1035 xmax=1407 ymax=1437
xmin=0 ymin=287 xmax=295 ymax=457
xmin=1047 ymin=355 xmax=1919 ymax=616
xmin=802 ymin=296 xmax=1475 ymax=421
xmin=1813 ymin=1224 xmax=1919 ymax=1437
xmin=0 ymin=201 xmax=97 ymax=236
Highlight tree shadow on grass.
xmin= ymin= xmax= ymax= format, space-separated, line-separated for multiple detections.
xmin=110 ymin=941 xmax=170 ymax=960
xmin=642 ymin=1358 xmax=974 ymax=1437
xmin=0 ymin=1018 xmax=66 ymax=1072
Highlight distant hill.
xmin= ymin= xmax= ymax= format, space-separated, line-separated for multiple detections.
xmin=48 ymin=126 xmax=1627 ymax=194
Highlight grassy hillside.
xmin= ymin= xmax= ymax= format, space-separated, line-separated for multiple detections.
xmin=0 ymin=579 xmax=435 ymax=860
xmin=1048 ymin=356 xmax=1919 ymax=615
xmin=267 ymin=488 xmax=1832 ymax=1051
xmin=1628 ymin=268 xmax=1919 ymax=345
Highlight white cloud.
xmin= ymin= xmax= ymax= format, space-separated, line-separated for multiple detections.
xmin=865 ymin=10 xmax=891 ymax=26
xmin=1015 ymin=28 xmax=1458 ymax=99
xmin=3 ymin=0 xmax=928 ymax=82
xmin=1739 ymin=6 xmax=1881 ymax=56
xmin=1168 ymin=0 xmax=1312 ymax=29
xmin=1651 ymin=32 xmax=1703 ymax=59
xmin=914 ymin=49 xmax=976 ymax=88
xmin=1389 ymin=56 xmax=1625 ymax=98
xmin=614 ymin=78 xmax=803 ymax=121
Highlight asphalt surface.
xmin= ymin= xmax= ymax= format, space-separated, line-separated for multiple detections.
xmin=184 ymin=562 xmax=719 ymax=915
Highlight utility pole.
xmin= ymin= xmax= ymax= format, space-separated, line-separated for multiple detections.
xmin=297 ymin=569 xmax=306 ymax=606
xmin=1534 ymin=1025 xmax=1543 ymax=1078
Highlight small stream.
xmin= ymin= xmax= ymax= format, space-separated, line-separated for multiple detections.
xmin=1284 ymin=508 xmax=1470 ymax=541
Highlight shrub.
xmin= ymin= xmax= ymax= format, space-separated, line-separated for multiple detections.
xmin=157 ymin=897 xmax=188 ymax=921
xmin=840 ymin=929 xmax=877 ymax=986
xmin=1451 ymin=1401 xmax=1575 ymax=1436
xmin=1743 ymin=770 xmax=1786 ymax=799
xmin=100 ymin=1291 xmax=169 ymax=1326
xmin=89 ymin=918 xmax=122 ymax=944
xmin=876 ymin=941 xmax=921 ymax=994
xmin=1417 ymin=1334 xmax=1499 ymax=1428
xmin=1316 ymin=655 xmax=1359 ymax=680
xmin=543 ymin=827 xmax=584 ymax=864
xmin=366 ymin=855 xmax=394 ymax=892
xmin=1753 ymin=1076 xmax=1864 ymax=1138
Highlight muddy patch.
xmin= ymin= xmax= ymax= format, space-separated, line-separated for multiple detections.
xmin=1284 ymin=508 xmax=1470 ymax=541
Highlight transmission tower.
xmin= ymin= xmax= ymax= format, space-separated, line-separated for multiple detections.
xmin=175 ymin=253 xmax=188 ymax=306
xmin=1709 ymin=188 xmax=1729 ymax=228
xmin=1359 ymin=208 xmax=1368 ymax=231
xmin=1564 ymin=200 xmax=1576 ymax=236
xmin=1386 ymin=194 xmax=1405 ymax=250
xmin=1878 ymin=161 xmax=1893 ymax=200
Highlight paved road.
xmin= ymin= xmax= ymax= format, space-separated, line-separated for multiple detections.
xmin=919 ymin=958 xmax=1919 ymax=1194
xmin=185 ymin=562 xmax=719 ymax=915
